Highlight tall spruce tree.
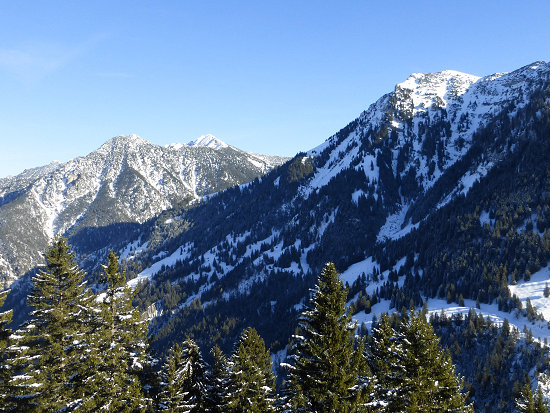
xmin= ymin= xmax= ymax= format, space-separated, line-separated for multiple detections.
xmin=226 ymin=327 xmax=277 ymax=413
xmin=158 ymin=342 xmax=185 ymax=412
xmin=285 ymin=262 xmax=370 ymax=412
xmin=204 ymin=345 xmax=229 ymax=413
xmin=9 ymin=238 xmax=94 ymax=411
xmin=369 ymin=309 xmax=472 ymax=412
xmin=81 ymin=250 xmax=148 ymax=411
xmin=158 ymin=337 xmax=209 ymax=413
xmin=399 ymin=309 xmax=472 ymax=412
xmin=367 ymin=313 xmax=404 ymax=410
xmin=0 ymin=289 xmax=12 ymax=408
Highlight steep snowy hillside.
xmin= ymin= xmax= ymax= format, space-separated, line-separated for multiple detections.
xmin=117 ymin=62 xmax=550 ymax=359
xmin=0 ymin=134 xmax=288 ymax=287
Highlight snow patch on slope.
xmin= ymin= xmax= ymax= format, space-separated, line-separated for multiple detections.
xmin=509 ymin=265 xmax=550 ymax=322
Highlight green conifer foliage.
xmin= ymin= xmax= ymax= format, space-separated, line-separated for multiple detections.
xmin=159 ymin=337 xmax=209 ymax=412
xmin=518 ymin=384 xmax=550 ymax=413
xmin=518 ymin=383 xmax=536 ymax=413
xmin=0 ymin=289 xmax=12 ymax=407
xmin=369 ymin=309 xmax=472 ymax=412
xmin=226 ymin=327 xmax=276 ymax=413
xmin=12 ymin=238 xmax=94 ymax=411
xmin=368 ymin=313 xmax=404 ymax=410
xmin=204 ymin=345 xmax=229 ymax=413
xmin=159 ymin=342 xmax=185 ymax=412
xmin=398 ymin=309 xmax=472 ymax=412
xmin=82 ymin=250 xmax=148 ymax=412
xmin=286 ymin=262 xmax=370 ymax=412
xmin=534 ymin=387 xmax=550 ymax=413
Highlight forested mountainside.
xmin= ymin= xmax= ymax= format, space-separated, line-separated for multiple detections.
xmin=123 ymin=61 xmax=550 ymax=346
xmin=0 ymin=134 xmax=288 ymax=287
xmin=97 ymin=62 xmax=550 ymax=409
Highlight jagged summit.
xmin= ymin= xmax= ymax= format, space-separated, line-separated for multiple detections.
xmin=188 ymin=134 xmax=229 ymax=150
xmin=396 ymin=69 xmax=480 ymax=110
xmin=0 ymin=133 xmax=288 ymax=286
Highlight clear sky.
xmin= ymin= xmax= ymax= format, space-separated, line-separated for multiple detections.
xmin=0 ymin=1 xmax=549 ymax=178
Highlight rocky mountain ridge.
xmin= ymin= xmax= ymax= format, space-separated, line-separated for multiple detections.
xmin=0 ymin=134 xmax=288 ymax=287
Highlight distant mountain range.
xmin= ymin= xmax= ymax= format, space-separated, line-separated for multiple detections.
xmin=0 ymin=134 xmax=288 ymax=287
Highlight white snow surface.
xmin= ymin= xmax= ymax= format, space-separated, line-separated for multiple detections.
xmin=187 ymin=134 xmax=229 ymax=150
xmin=127 ymin=243 xmax=193 ymax=288
xmin=305 ymin=63 xmax=550 ymax=225
xmin=339 ymin=255 xmax=550 ymax=344
xmin=377 ymin=204 xmax=419 ymax=242
xmin=509 ymin=264 xmax=550 ymax=322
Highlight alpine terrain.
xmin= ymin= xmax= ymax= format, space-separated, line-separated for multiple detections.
xmin=0 ymin=134 xmax=288 ymax=288
xmin=114 ymin=62 xmax=550 ymax=410
xmin=3 ymin=62 xmax=550 ymax=411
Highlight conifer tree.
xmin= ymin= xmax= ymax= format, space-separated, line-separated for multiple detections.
xmin=369 ymin=309 xmax=472 ymax=412
xmin=518 ymin=383 xmax=536 ymax=413
xmin=159 ymin=337 xmax=209 ymax=412
xmin=10 ymin=238 xmax=94 ymax=411
xmin=159 ymin=342 xmax=184 ymax=412
xmin=81 ymin=250 xmax=148 ymax=411
xmin=204 ymin=345 xmax=229 ymax=413
xmin=518 ymin=384 xmax=550 ymax=413
xmin=285 ymin=262 xmax=370 ymax=412
xmin=226 ymin=327 xmax=276 ymax=412
xmin=398 ymin=309 xmax=472 ymax=412
xmin=0 ymin=289 xmax=12 ymax=407
xmin=534 ymin=387 xmax=549 ymax=413
xmin=367 ymin=313 xmax=404 ymax=410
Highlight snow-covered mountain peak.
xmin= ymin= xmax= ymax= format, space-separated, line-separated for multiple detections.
xmin=102 ymin=134 xmax=150 ymax=149
xmin=0 ymin=133 xmax=289 ymax=287
xmin=188 ymin=134 xmax=229 ymax=150
xmin=396 ymin=69 xmax=480 ymax=110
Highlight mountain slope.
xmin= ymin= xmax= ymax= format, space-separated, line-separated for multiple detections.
xmin=116 ymin=62 xmax=550 ymax=355
xmin=0 ymin=134 xmax=288 ymax=287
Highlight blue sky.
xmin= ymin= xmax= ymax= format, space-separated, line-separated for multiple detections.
xmin=0 ymin=1 xmax=549 ymax=177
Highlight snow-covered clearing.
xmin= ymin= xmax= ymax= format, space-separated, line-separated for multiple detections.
xmin=339 ymin=256 xmax=550 ymax=344
xmin=353 ymin=296 xmax=550 ymax=344
xmin=509 ymin=265 xmax=550 ymax=321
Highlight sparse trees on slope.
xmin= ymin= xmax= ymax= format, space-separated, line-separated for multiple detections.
xmin=226 ymin=327 xmax=277 ymax=413
xmin=285 ymin=262 xmax=371 ymax=412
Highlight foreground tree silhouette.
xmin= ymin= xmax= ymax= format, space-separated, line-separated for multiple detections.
xmin=285 ymin=262 xmax=370 ymax=412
